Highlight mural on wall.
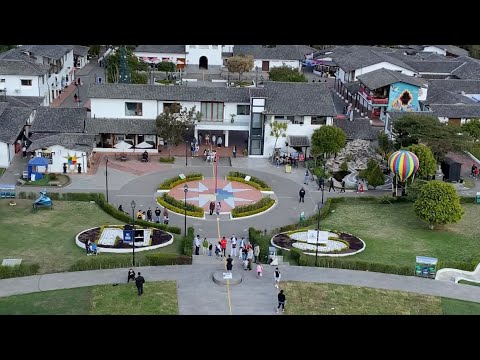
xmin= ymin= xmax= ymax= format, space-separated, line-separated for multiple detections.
xmin=388 ymin=82 xmax=420 ymax=112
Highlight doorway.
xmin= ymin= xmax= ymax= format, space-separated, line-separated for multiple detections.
xmin=199 ymin=56 xmax=208 ymax=70
xmin=262 ymin=61 xmax=270 ymax=71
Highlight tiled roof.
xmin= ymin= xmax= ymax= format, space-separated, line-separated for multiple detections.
xmin=30 ymin=107 xmax=87 ymax=133
xmin=433 ymin=45 xmax=469 ymax=57
xmin=73 ymin=45 xmax=89 ymax=57
xmin=424 ymin=89 xmax=475 ymax=105
xmin=28 ymin=133 xmax=95 ymax=152
xmin=263 ymin=82 xmax=336 ymax=116
xmin=357 ymin=68 xmax=426 ymax=90
xmin=134 ymin=45 xmax=186 ymax=54
xmin=1 ymin=96 xmax=44 ymax=108
xmin=428 ymin=104 xmax=480 ymax=118
xmin=233 ymin=45 xmax=316 ymax=60
xmin=17 ymin=45 xmax=73 ymax=60
xmin=451 ymin=57 xmax=480 ymax=80
xmin=334 ymin=48 xmax=415 ymax=72
xmin=87 ymin=83 xmax=251 ymax=102
xmin=0 ymin=104 xmax=32 ymax=143
xmin=85 ymin=118 xmax=157 ymax=134
xmin=404 ymin=61 xmax=464 ymax=74
xmin=427 ymin=79 xmax=480 ymax=94
xmin=287 ymin=135 xmax=310 ymax=147
xmin=333 ymin=118 xmax=378 ymax=141
xmin=0 ymin=59 xmax=49 ymax=75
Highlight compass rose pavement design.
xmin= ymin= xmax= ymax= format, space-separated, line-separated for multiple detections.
xmin=169 ymin=179 xmax=264 ymax=212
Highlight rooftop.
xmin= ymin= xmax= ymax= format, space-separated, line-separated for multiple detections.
xmin=134 ymin=45 xmax=186 ymax=54
xmin=333 ymin=48 xmax=416 ymax=72
xmin=17 ymin=45 xmax=74 ymax=60
xmin=233 ymin=45 xmax=316 ymax=60
xmin=28 ymin=133 xmax=95 ymax=152
xmin=73 ymin=45 xmax=89 ymax=57
xmin=333 ymin=118 xmax=378 ymax=141
xmin=85 ymin=118 xmax=157 ymax=134
xmin=0 ymin=59 xmax=49 ymax=76
xmin=30 ymin=107 xmax=87 ymax=134
xmin=0 ymin=104 xmax=33 ymax=143
xmin=357 ymin=68 xmax=426 ymax=90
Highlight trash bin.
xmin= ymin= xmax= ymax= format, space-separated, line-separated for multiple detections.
xmin=476 ymin=192 xmax=480 ymax=204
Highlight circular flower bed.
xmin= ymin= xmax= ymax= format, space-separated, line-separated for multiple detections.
xmin=271 ymin=230 xmax=365 ymax=257
xmin=76 ymin=225 xmax=174 ymax=253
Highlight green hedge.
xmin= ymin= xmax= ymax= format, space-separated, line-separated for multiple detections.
xmin=249 ymin=228 xmax=271 ymax=264
xmin=159 ymin=173 xmax=203 ymax=189
xmin=159 ymin=156 xmax=175 ymax=163
xmin=437 ymin=260 xmax=480 ymax=272
xmin=227 ymin=171 xmax=271 ymax=190
xmin=0 ymin=264 xmax=40 ymax=279
xmin=18 ymin=192 xmax=97 ymax=201
xmin=157 ymin=194 xmax=204 ymax=218
xmin=144 ymin=253 xmax=192 ymax=265
xmin=182 ymin=227 xmax=195 ymax=256
xmin=226 ymin=177 xmax=267 ymax=191
xmin=232 ymin=197 xmax=275 ymax=218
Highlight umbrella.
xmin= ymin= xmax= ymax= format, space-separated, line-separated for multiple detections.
xmin=135 ymin=141 xmax=153 ymax=149
xmin=114 ymin=141 xmax=133 ymax=150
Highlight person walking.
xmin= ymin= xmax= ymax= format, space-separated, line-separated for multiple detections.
xmin=276 ymin=289 xmax=286 ymax=313
xmin=205 ymin=134 xmax=210 ymax=145
xmin=154 ymin=207 xmax=161 ymax=223
xmin=220 ymin=236 xmax=227 ymax=257
xmin=135 ymin=272 xmax=145 ymax=296
xmin=226 ymin=255 xmax=233 ymax=273
xmin=304 ymin=169 xmax=310 ymax=185
xmin=274 ymin=267 xmax=281 ymax=288
xmin=253 ymin=243 xmax=260 ymax=263
xmin=127 ymin=268 xmax=135 ymax=283
xmin=232 ymin=145 xmax=237 ymax=158
xmin=247 ymin=247 xmax=254 ymax=270
xmin=202 ymin=237 xmax=208 ymax=255
xmin=328 ymin=177 xmax=336 ymax=192
xmin=209 ymin=201 xmax=215 ymax=216
xmin=230 ymin=234 xmax=237 ymax=257
xmin=216 ymin=201 xmax=221 ymax=215
xmin=299 ymin=187 xmax=306 ymax=203
xmin=318 ymin=176 xmax=324 ymax=191
xmin=208 ymin=241 xmax=213 ymax=256
xmin=340 ymin=179 xmax=346 ymax=193
xmin=256 ymin=262 xmax=263 ymax=278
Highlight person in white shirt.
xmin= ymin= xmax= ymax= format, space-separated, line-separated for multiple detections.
xmin=230 ymin=234 xmax=237 ymax=257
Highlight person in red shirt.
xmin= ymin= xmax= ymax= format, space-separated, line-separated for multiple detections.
xmin=220 ymin=236 xmax=227 ymax=257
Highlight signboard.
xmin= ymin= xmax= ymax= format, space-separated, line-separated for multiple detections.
xmin=244 ymin=176 xmax=251 ymax=181
xmin=415 ymin=256 xmax=438 ymax=265
xmin=179 ymin=174 xmax=186 ymax=180
xmin=123 ymin=229 xmax=134 ymax=243
xmin=285 ymin=164 xmax=292 ymax=173
xmin=223 ymin=272 xmax=232 ymax=279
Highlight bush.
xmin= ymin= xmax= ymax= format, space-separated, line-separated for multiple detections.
xmin=49 ymin=173 xmax=58 ymax=180
xmin=226 ymin=177 xmax=266 ymax=191
xmin=227 ymin=171 xmax=270 ymax=190
xmin=70 ymin=256 xmax=141 ymax=271
xmin=407 ymin=179 xmax=428 ymax=202
xmin=159 ymin=173 xmax=203 ymax=189
xmin=157 ymin=194 xmax=204 ymax=218
xmin=144 ymin=253 xmax=192 ymax=265
xmin=182 ymin=227 xmax=195 ymax=256
xmin=0 ymin=263 xmax=40 ymax=279
xmin=159 ymin=156 xmax=175 ymax=163
xmin=340 ymin=161 xmax=348 ymax=172
xmin=232 ymin=197 xmax=275 ymax=218
xmin=249 ymin=228 xmax=271 ymax=264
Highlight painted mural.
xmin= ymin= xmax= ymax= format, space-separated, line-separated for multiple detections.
xmin=388 ymin=82 xmax=420 ymax=112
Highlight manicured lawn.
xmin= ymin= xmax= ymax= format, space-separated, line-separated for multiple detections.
xmin=25 ymin=174 xmax=69 ymax=186
xmin=282 ymin=282 xmax=480 ymax=315
xmin=0 ymin=281 xmax=178 ymax=315
xmin=0 ymin=199 xmax=179 ymax=274
xmin=470 ymin=143 xmax=480 ymax=161
xmin=319 ymin=203 xmax=480 ymax=267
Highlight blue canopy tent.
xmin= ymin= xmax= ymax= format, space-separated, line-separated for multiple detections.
xmin=27 ymin=157 xmax=49 ymax=181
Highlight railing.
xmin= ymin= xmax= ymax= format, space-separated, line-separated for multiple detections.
xmin=359 ymin=87 xmax=389 ymax=105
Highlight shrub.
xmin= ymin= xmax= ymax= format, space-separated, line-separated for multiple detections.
xmin=0 ymin=263 xmax=40 ymax=279
xmin=157 ymin=194 xmax=204 ymax=218
xmin=227 ymin=171 xmax=270 ymax=190
xmin=249 ymin=228 xmax=271 ymax=264
xmin=340 ymin=161 xmax=348 ymax=172
xmin=159 ymin=173 xmax=203 ymax=190
xmin=182 ymin=227 xmax=195 ymax=256
xmin=70 ymin=256 xmax=141 ymax=271
xmin=159 ymin=156 xmax=175 ymax=163
xmin=226 ymin=177 xmax=266 ymax=191
xmin=144 ymin=253 xmax=192 ymax=265
xmin=49 ymin=173 xmax=58 ymax=180
xmin=232 ymin=197 xmax=275 ymax=218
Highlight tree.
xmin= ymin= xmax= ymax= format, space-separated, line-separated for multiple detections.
xmin=156 ymin=103 xmax=200 ymax=157
xmin=226 ymin=55 xmax=254 ymax=82
xmin=406 ymin=144 xmax=437 ymax=179
xmin=269 ymin=65 xmax=307 ymax=82
xmin=414 ymin=180 xmax=464 ymax=229
xmin=88 ymin=45 xmax=100 ymax=57
xmin=270 ymin=120 xmax=288 ymax=152
xmin=377 ymin=132 xmax=392 ymax=159
xmin=157 ymin=62 xmax=176 ymax=80
xmin=462 ymin=118 xmax=480 ymax=142
xmin=105 ymin=46 xmax=148 ymax=84
xmin=365 ymin=160 xmax=385 ymax=189
xmin=310 ymin=126 xmax=347 ymax=161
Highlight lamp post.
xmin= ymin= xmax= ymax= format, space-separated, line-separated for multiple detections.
xmin=185 ymin=140 xmax=189 ymax=166
xmin=131 ymin=200 xmax=136 ymax=267
xmin=255 ymin=66 xmax=259 ymax=86
xmin=183 ymin=184 xmax=188 ymax=236
xmin=315 ymin=202 xmax=323 ymax=267
xmin=104 ymin=156 xmax=109 ymax=202
xmin=321 ymin=181 xmax=324 ymax=205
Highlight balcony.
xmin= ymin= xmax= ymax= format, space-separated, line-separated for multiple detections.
xmin=359 ymin=87 xmax=389 ymax=105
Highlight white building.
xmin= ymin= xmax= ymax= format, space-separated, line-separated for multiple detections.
xmin=86 ymin=81 xmax=336 ymax=158
xmin=233 ymin=45 xmax=316 ymax=71
xmin=421 ymin=45 xmax=469 ymax=58
xmin=73 ymin=45 xmax=90 ymax=69
xmin=0 ymin=45 xmax=75 ymax=104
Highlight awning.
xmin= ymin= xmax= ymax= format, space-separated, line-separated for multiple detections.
xmin=287 ymin=135 xmax=310 ymax=147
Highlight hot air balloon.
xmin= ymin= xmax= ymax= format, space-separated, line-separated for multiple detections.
xmin=388 ymin=150 xmax=419 ymax=196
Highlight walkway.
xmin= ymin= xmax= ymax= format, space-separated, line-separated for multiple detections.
xmin=0 ymin=263 xmax=479 ymax=314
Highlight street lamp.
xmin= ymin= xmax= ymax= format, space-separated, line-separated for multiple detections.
xmin=183 ymin=184 xmax=189 ymax=236
xmin=255 ymin=66 xmax=259 ymax=86
xmin=185 ymin=126 xmax=190 ymax=166
xmin=104 ymin=156 xmax=109 ymax=202
xmin=315 ymin=202 xmax=323 ymax=267
xmin=131 ymin=200 xmax=136 ymax=267
xmin=321 ymin=181 xmax=325 ymax=205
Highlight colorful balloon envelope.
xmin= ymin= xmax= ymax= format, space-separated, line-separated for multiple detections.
xmin=68 ymin=155 xmax=77 ymax=165
xmin=388 ymin=150 xmax=419 ymax=182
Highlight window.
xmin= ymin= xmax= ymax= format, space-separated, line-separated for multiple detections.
xmin=200 ymin=102 xmax=224 ymax=121
xmin=21 ymin=79 xmax=32 ymax=86
xmin=311 ymin=116 xmax=327 ymax=125
xmin=0 ymin=79 xmax=4 ymax=83
xmin=237 ymin=105 xmax=250 ymax=115
xmin=292 ymin=116 xmax=304 ymax=125
xmin=125 ymin=102 xmax=143 ymax=116
xmin=163 ymin=102 xmax=180 ymax=113
xmin=252 ymin=113 xmax=262 ymax=129
xmin=212 ymin=45 xmax=218 ymax=49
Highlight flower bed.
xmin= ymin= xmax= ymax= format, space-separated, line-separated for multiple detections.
xmin=227 ymin=171 xmax=271 ymax=190
xmin=157 ymin=193 xmax=204 ymax=218
xmin=158 ymin=173 xmax=203 ymax=190
xmin=231 ymin=197 xmax=275 ymax=218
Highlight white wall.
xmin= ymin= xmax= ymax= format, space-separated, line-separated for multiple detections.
xmin=262 ymin=115 xmax=333 ymax=158
xmin=34 ymin=145 xmax=88 ymax=174
xmin=186 ymin=45 xmax=223 ymax=66
xmin=134 ymin=51 xmax=186 ymax=64
xmin=222 ymin=45 xmax=234 ymax=53
xmin=423 ymin=46 xmax=446 ymax=56
xmin=253 ymin=59 xmax=301 ymax=71
xmin=0 ymin=142 xmax=10 ymax=167
xmin=90 ymin=98 xmax=158 ymax=118
xmin=353 ymin=62 xmax=416 ymax=81
xmin=0 ymin=75 xmax=45 ymax=97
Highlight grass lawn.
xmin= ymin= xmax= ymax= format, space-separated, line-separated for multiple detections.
xmin=0 ymin=199 xmax=180 ymax=274
xmin=319 ymin=202 xmax=480 ymax=267
xmin=282 ymin=282 xmax=480 ymax=315
xmin=462 ymin=178 xmax=476 ymax=189
xmin=470 ymin=143 xmax=480 ymax=160
xmin=0 ymin=168 xmax=5 ymax=177
xmin=0 ymin=281 xmax=178 ymax=315
xmin=25 ymin=174 xmax=69 ymax=186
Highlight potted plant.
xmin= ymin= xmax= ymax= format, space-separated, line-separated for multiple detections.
xmin=230 ymin=114 xmax=236 ymax=123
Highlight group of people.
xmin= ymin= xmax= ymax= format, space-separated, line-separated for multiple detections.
xmin=208 ymin=201 xmax=222 ymax=215
xmin=199 ymin=133 xmax=223 ymax=147
xmin=127 ymin=269 xmax=145 ymax=296
xmin=204 ymin=149 xmax=218 ymax=163
xmin=316 ymin=177 xmax=346 ymax=193
xmin=274 ymin=154 xmax=300 ymax=168
xmin=471 ymin=163 xmax=480 ymax=179
xmin=84 ymin=239 xmax=98 ymax=255
xmin=118 ymin=205 xmax=169 ymax=224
